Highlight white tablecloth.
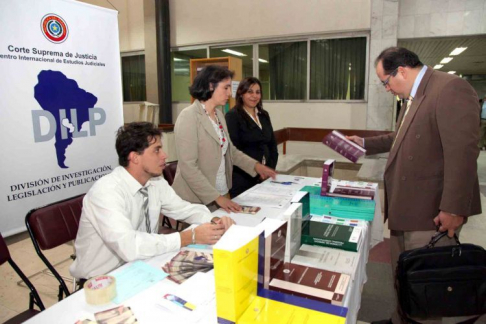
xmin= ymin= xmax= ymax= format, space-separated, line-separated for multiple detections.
xmin=26 ymin=175 xmax=383 ymax=324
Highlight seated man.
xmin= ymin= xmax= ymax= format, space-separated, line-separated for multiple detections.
xmin=70 ymin=122 xmax=233 ymax=281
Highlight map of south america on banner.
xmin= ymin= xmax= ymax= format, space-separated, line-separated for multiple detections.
xmin=0 ymin=0 xmax=123 ymax=236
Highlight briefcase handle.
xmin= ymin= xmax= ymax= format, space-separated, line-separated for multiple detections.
xmin=427 ymin=230 xmax=460 ymax=249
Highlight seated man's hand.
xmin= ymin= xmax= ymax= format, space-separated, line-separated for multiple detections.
xmin=215 ymin=196 xmax=241 ymax=213
xmin=255 ymin=162 xmax=277 ymax=180
xmin=195 ymin=223 xmax=225 ymax=245
xmin=345 ymin=135 xmax=364 ymax=147
xmin=212 ymin=216 xmax=235 ymax=232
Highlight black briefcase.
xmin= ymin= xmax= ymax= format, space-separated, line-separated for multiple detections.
xmin=396 ymin=232 xmax=486 ymax=320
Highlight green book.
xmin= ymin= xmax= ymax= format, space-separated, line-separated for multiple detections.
xmin=300 ymin=186 xmax=375 ymax=221
xmin=301 ymin=221 xmax=362 ymax=252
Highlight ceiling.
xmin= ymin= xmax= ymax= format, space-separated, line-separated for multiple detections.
xmin=399 ymin=35 xmax=486 ymax=76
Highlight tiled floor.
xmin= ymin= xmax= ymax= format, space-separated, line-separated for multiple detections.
xmin=1 ymin=151 xmax=485 ymax=323
xmin=0 ymin=234 xmax=75 ymax=322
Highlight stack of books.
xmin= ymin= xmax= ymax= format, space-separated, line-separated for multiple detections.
xmin=311 ymin=214 xmax=367 ymax=228
xmin=261 ymin=218 xmax=351 ymax=307
xmin=162 ymin=250 xmax=213 ymax=284
xmin=301 ymin=186 xmax=376 ymax=221
xmin=320 ymin=159 xmax=377 ymax=200
xmin=214 ymin=224 xmax=348 ymax=324
xmin=328 ymin=180 xmax=377 ymax=200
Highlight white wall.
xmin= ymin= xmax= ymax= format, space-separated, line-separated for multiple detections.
xmin=170 ymin=0 xmax=371 ymax=47
xmin=398 ymin=0 xmax=486 ymax=38
xmin=169 ymin=0 xmax=371 ymax=130
xmin=80 ymin=0 xmax=145 ymax=52
xmin=265 ymin=102 xmax=367 ymax=130
xmin=172 ymin=102 xmax=367 ymax=131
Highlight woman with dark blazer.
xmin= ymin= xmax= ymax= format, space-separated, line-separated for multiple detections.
xmin=225 ymin=77 xmax=279 ymax=197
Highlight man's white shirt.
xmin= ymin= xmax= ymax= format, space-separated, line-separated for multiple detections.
xmin=70 ymin=166 xmax=213 ymax=279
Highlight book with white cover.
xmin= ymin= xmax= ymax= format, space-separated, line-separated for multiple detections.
xmin=255 ymin=218 xmax=287 ymax=289
xmin=282 ymin=203 xmax=302 ymax=263
xmin=291 ymin=244 xmax=360 ymax=280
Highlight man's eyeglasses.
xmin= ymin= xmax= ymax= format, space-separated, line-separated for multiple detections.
xmin=381 ymin=68 xmax=399 ymax=88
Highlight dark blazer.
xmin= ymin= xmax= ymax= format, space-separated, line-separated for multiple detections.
xmin=225 ymin=108 xmax=278 ymax=197
xmin=365 ymin=67 xmax=481 ymax=231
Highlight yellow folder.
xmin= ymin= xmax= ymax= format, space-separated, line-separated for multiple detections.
xmin=238 ymin=296 xmax=346 ymax=324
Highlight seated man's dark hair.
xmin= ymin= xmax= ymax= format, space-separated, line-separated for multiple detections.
xmin=376 ymin=47 xmax=423 ymax=75
xmin=116 ymin=122 xmax=161 ymax=167
xmin=189 ymin=65 xmax=234 ymax=101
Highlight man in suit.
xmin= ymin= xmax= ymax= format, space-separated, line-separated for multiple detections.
xmin=479 ymin=95 xmax=486 ymax=150
xmin=348 ymin=47 xmax=482 ymax=324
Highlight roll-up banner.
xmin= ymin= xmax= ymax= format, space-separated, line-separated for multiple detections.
xmin=0 ymin=0 xmax=123 ymax=236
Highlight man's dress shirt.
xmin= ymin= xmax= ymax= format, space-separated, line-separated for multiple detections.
xmin=70 ymin=166 xmax=213 ymax=279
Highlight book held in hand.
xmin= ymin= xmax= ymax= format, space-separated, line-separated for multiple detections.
xmin=322 ymin=130 xmax=366 ymax=163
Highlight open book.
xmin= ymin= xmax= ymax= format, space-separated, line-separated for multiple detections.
xmin=322 ymin=130 xmax=366 ymax=163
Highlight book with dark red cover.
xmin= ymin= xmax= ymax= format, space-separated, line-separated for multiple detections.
xmin=268 ymin=262 xmax=350 ymax=306
xmin=322 ymin=130 xmax=366 ymax=163
xmin=328 ymin=180 xmax=376 ymax=200
xmin=327 ymin=192 xmax=373 ymax=200
xmin=320 ymin=159 xmax=335 ymax=196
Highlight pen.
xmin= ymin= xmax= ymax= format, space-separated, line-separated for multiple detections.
xmin=271 ymin=181 xmax=296 ymax=185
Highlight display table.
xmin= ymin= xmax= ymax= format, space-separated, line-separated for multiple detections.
xmin=25 ymin=175 xmax=383 ymax=324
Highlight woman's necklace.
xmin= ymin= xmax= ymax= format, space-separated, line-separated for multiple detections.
xmin=202 ymin=104 xmax=226 ymax=148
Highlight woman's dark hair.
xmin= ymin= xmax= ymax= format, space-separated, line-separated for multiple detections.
xmin=234 ymin=77 xmax=269 ymax=124
xmin=376 ymin=47 xmax=423 ymax=75
xmin=115 ymin=122 xmax=161 ymax=167
xmin=189 ymin=65 xmax=234 ymax=101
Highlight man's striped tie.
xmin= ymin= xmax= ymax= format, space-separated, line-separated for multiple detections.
xmin=139 ymin=187 xmax=151 ymax=233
